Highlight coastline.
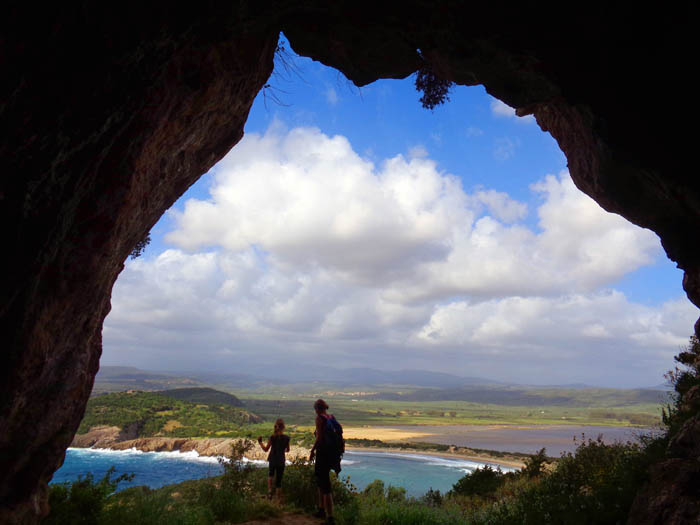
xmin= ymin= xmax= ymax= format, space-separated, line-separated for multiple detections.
xmin=70 ymin=426 xmax=310 ymax=461
xmin=70 ymin=427 xmax=525 ymax=469
xmin=345 ymin=445 xmax=526 ymax=469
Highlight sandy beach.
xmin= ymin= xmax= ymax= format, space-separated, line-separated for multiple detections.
xmin=345 ymin=445 xmax=526 ymax=469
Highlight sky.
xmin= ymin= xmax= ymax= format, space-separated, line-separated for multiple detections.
xmin=101 ymin=38 xmax=698 ymax=388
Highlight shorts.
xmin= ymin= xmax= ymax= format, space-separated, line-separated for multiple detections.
xmin=268 ymin=464 xmax=285 ymax=488
xmin=314 ymin=457 xmax=332 ymax=494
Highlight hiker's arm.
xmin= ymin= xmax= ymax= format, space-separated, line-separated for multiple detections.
xmin=309 ymin=416 xmax=323 ymax=458
xmin=257 ymin=436 xmax=271 ymax=452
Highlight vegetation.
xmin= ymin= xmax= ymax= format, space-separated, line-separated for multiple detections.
xmin=77 ymin=391 xmax=261 ymax=437
xmin=52 ymin=336 xmax=700 ymax=524
xmin=243 ymin=394 xmax=662 ymax=428
xmin=129 ymin=232 xmax=150 ymax=260
xmin=158 ymin=387 xmax=243 ymax=407
xmin=415 ymin=62 xmax=453 ymax=110
xmin=43 ymin=468 xmax=133 ymax=525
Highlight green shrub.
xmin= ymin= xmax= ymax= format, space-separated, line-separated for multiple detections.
xmin=421 ymin=488 xmax=444 ymax=507
xmin=282 ymin=457 xmax=356 ymax=511
xmin=522 ymin=447 xmax=548 ymax=479
xmin=101 ymin=486 xmax=215 ymax=525
xmin=336 ymin=497 xmax=465 ymax=525
xmin=450 ymin=465 xmax=506 ymax=497
xmin=477 ymin=437 xmax=653 ymax=525
xmin=43 ymin=467 xmax=133 ymax=525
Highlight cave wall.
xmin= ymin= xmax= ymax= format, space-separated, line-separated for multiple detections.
xmin=0 ymin=2 xmax=696 ymax=522
xmin=0 ymin=3 xmax=278 ymax=521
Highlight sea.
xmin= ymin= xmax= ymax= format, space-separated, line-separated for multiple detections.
xmin=53 ymin=448 xmax=515 ymax=498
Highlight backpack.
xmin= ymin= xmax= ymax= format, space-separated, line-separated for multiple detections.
xmin=322 ymin=414 xmax=345 ymax=473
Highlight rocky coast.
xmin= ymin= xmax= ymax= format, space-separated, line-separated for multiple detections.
xmin=70 ymin=426 xmax=310 ymax=461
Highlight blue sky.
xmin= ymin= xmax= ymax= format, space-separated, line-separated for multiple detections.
xmin=102 ymin=39 xmax=696 ymax=388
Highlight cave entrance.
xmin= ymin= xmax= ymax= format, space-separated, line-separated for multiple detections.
xmin=101 ymin=44 xmax=692 ymax=394
xmin=4 ymin=7 xmax=697 ymax=521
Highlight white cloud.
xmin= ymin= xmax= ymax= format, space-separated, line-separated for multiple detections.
xmin=471 ymin=190 xmax=528 ymax=223
xmin=103 ymin=124 xmax=695 ymax=387
xmin=490 ymin=98 xmax=535 ymax=124
xmin=168 ymin=126 xmax=660 ymax=300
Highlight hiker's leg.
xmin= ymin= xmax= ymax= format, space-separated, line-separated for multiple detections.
xmin=267 ymin=476 xmax=273 ymax=498
xmin=324 ymin=492 xmax=334 ymax=517
xmin=275 ymin=466 xmax=284 ymax=503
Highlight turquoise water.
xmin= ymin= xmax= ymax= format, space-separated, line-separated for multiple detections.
xmin=53 ymin=448 xmax=514 ymax=497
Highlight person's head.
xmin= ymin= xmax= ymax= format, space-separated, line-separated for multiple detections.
xmin=274 ymin=418 xmax=285 ymax=435
xmin=313 ymin=398 xmax=329 ymax=414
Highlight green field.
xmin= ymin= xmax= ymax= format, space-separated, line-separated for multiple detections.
xmin=241 ymin=394 xmax=663 ymax=428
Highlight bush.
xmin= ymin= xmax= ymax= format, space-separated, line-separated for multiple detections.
xmin=101 ymin=487 xmax=215 ymax=525
xmin=450 ymin=465 xmax=506 ymax=497
xmin=422 ymin=488 xmax=443 ymax=507
xmin=282 ymin=456 xmax=356 ymax=511
xmin=522 ymin=447 xmax=548 ymax=479
xmin=218 ymin=439 xmax=257 ymax=495
xmin=479 ymin=437 xmax=653 ymax=525
xmin=43 ymin=467 xmax=133 ymax=525
xmin=335 ymin=496 xmax=465 ymax=525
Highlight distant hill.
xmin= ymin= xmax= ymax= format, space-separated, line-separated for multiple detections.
xmin=94 ymin=366 xmax=204 ymax=393
xmin=158 ymin=387 xmax=243 ymax=407
xmin=190 ymin=366 xmax=502 ymax=389
xmin=78 ymin=390 xmax=262 ymax=437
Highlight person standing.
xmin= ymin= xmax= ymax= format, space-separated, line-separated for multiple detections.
xmin=258 ymin=418 xmax=290 ymax=503
xmin=310 ymin=398 xmax=337 ymax=525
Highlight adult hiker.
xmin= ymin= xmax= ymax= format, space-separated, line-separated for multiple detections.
xmin=309 ymin=398 xmax=344 ymax=525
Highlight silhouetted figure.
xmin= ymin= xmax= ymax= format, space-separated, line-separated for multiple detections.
xmin=258 ymin=418 xmax=290 ymax=503
xmin=310 ymin=398 xmax=338 ymax=525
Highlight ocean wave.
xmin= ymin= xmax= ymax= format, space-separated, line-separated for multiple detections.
xmin=343 ymin=450 xmax=516 ymax=472
xmin=67 ymin=447 xmax=221 ymax=465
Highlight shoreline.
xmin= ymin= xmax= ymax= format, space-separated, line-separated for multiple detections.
xmin=69 ymin=441 xmax=526 ymax=470
xmin=345 ymin=445 xmax=526 ymax=469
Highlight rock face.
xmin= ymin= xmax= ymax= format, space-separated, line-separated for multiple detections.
xmin=0 ymin=2 xmax=697 ymax=523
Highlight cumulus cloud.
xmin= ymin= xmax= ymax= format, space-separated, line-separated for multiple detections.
xmin=103 ymin=124 xmax=695 ymax=387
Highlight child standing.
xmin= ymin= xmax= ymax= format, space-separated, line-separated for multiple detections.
xmin=258 ymin=418 xmax=290 ymax=502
